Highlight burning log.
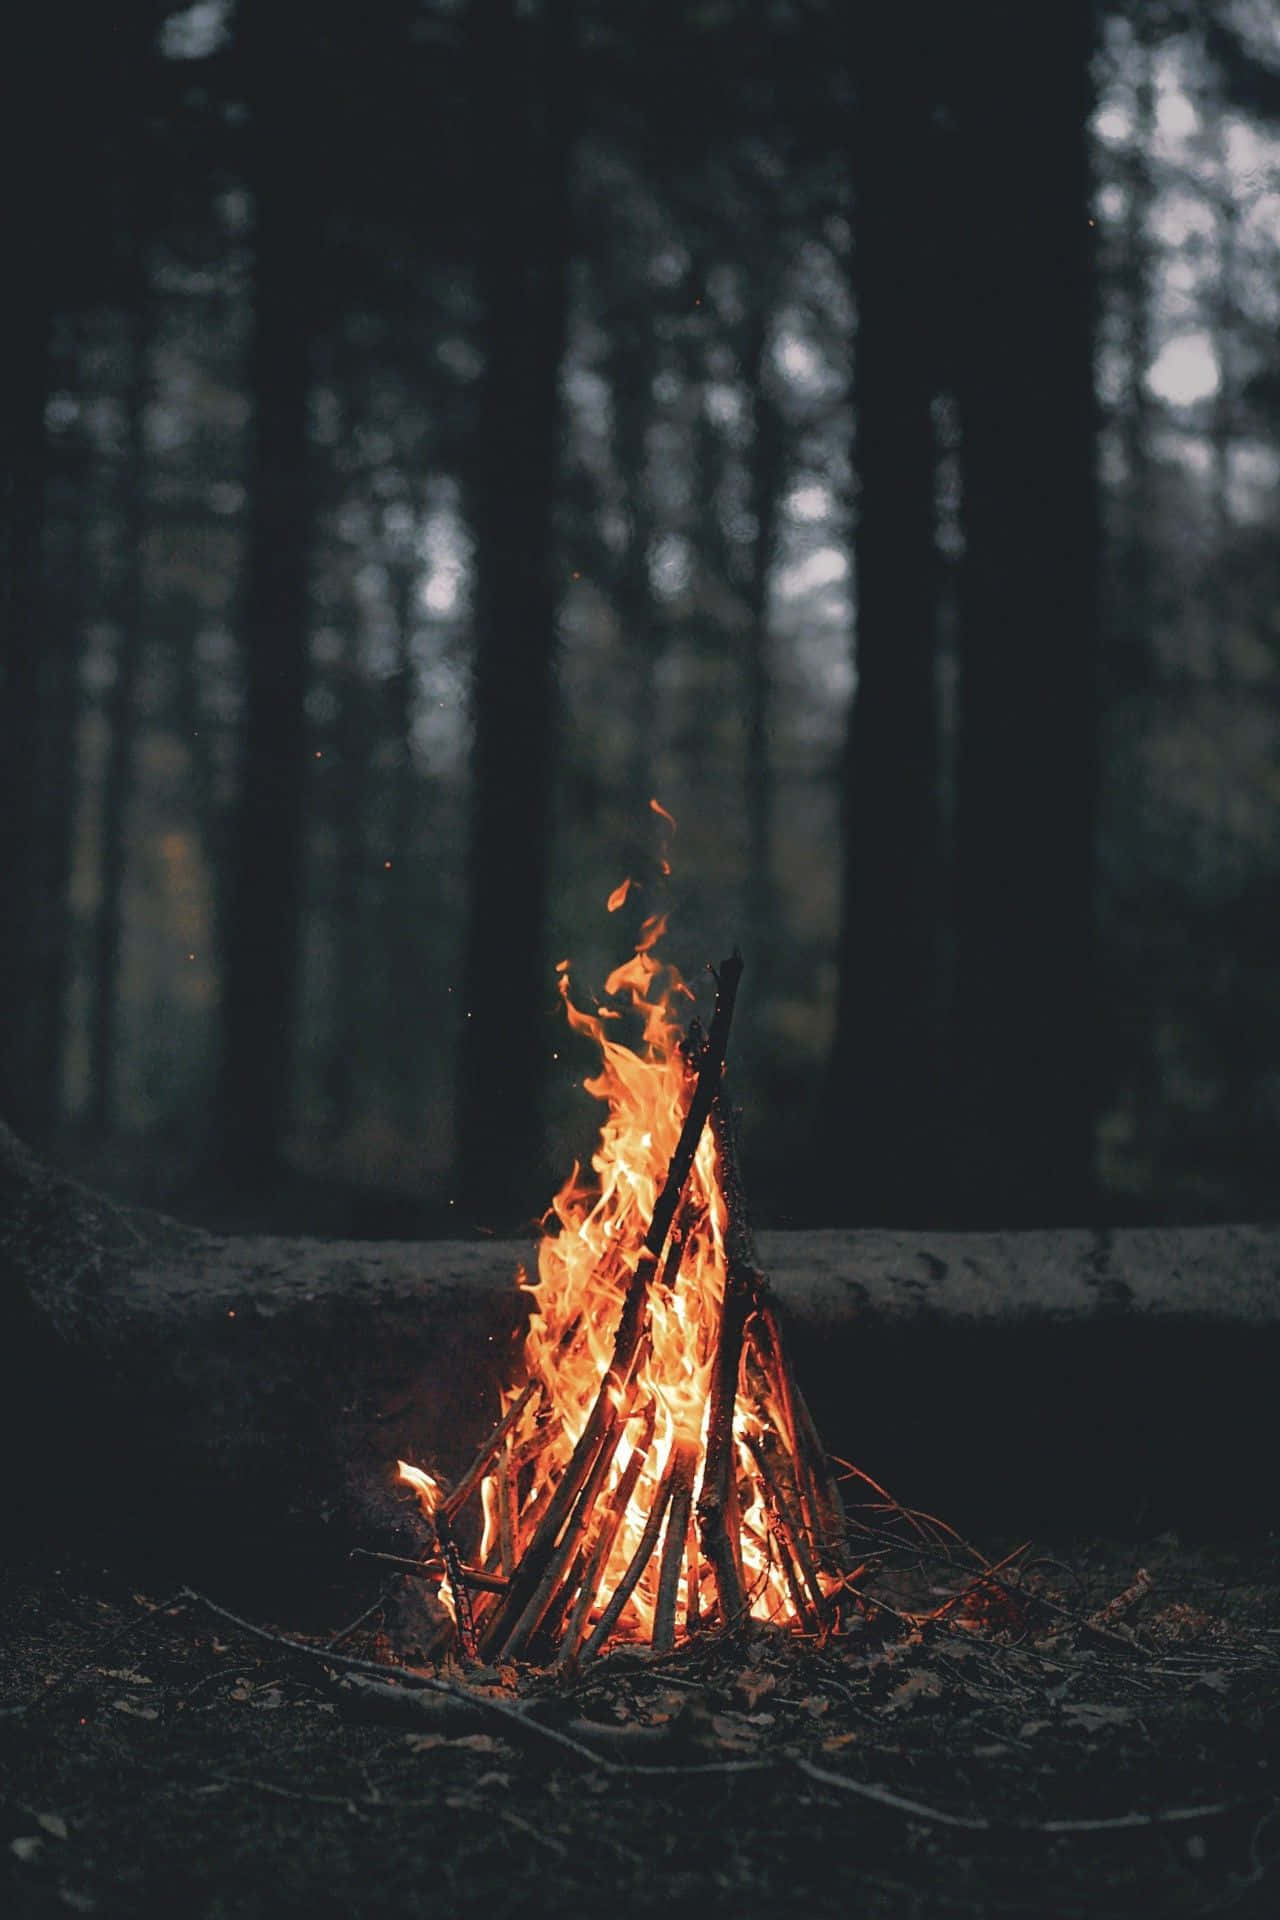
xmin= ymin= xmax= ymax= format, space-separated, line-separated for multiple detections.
xmin=397 ymin=933 xmax=850 ymax=1663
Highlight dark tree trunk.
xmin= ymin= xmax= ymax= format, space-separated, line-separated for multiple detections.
xmin=741 ymin=308 xmax=785 ymax=1008
xmin=1115 ymin=35 xmax=1157 ymax=699
xmin=820 ymin=14 xmax=943 ymax=1222
xmin=950 ymin=5 xmax=1101 ymax=1226
xmin=0 ymin=54 xmax=54 ymax=1140
xmin=325 ymin=618 xmax=368 ymax=1142
xmin=456 ymin=0 xmax=575 ymax=1225
xmin=384 ymin=555 xmax=425 ymax=1133
xmin=28 ymin=322 xmax=89 ymax=1144
xmin=609 ymin=315 xmax=662 ymax=838
xmin=215 ymin=3 xmax=316 ymax=1185
xmin=89 ymin=296 xmax=152 ymax=1135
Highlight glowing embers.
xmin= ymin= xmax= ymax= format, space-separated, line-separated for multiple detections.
xmin=399 ymin=902 xmax=846 ymax=1666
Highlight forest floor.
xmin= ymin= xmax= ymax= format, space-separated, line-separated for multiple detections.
xmin=2 ymin=1532 xmax=1278 ymax=1920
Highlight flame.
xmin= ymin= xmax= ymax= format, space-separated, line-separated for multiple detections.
xmin=474 ymin=899 xmax=797 ymax=1644
xmin=397 ymin=1459 xmax=443 ymax=1515
xmin=606 ymin=877 xmax=633 ymax=913
xmin=397 ymin=1460 xmax=459 ymax=1624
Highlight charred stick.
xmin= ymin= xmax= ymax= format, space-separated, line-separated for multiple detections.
xmin=684 ymin=1524 xmax=702 ymax=1635
xmin=555 ymin=1403 xmax=656 ymax=1670
xmin=350 ymin=1548 xmax=509 ymax=1595
xmin=653 ymin=1441 xmax=698 ymax=1652
xmin=477 ymin=1322 xmax=652 ymax=1659
xmin=695 ymin=1262 xmax=751 ymax=1625
xmin=580 ymin=1445 xmax=684 ymax=1659
xmin=742 ymin=1431 xmax=828 ymax=1627
xmin=498 ymin=1371 xmax=655 ymax=1662
xmin=443 ymin=1377 xmax=541 ymax=1524
xmin=748 ymin=1303 xmax=846 ymax=1563
xmin=496 ymin=1450 xmax=517 ymax=1576
xmin=760 ymin=1498 xmax=816 ymax=1631
xmin=434 ymin=1508 xmax=479 ymax=1660
xmin=488 ymin=1397 xmax=629 ymax=1661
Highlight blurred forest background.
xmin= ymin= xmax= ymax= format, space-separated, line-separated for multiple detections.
xmin=1 ymin=0 xmax=1278 ymax=1236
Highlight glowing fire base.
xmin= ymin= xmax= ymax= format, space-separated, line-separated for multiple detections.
xmin=399 ymin=940 xmax=849 ymax=1667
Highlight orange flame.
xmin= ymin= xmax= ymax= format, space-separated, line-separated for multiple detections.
xmin=475 ymin=896 xmax=796 ymax=1643
xmin=606 ymin=876 xmax=633 ymax=913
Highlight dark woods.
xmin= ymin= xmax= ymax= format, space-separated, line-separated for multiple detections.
xmin=1 ymin=0 xmax=1277 ymax=1234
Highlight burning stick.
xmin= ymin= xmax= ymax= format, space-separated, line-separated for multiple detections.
xmin=443 ymin=1376 xmax=541 ymax=1525
xmin=579 ymin=1444 xmax=685 ymax=1660
xmin=695 ymin=1261 xmax=751 ymax=1625
xmin=653 ymin=1441 xmax=698 ymax=1651
xmin=743 ymin=1431 xmax=828 ymax=1628
xmin=554 ymin=1403 xmax=656 ymax=1671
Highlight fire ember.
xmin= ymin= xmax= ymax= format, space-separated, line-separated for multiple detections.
xmin=398 ymin=883 xmax=850 ymax=1666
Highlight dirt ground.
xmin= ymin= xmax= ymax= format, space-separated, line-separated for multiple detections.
xmin=3 ymin=1530 xmax=1278 ymax=1919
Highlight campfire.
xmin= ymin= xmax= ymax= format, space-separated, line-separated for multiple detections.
xmin=398 ymin=860 xmax=850 ymax=1666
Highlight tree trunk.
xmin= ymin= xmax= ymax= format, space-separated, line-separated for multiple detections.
xmin=29 ymin=320 xmax=90 ymax=1142
xmin=89 ymin=295 xmax=152 ymax=1135
xmin=456 ymin=0 xmax=575 ymax=1226
xmin=384 ymin=553 xmax=426 ymax=1134
xmin=215 ymin=2 xmax=317 ymax=1185
xmin=609 ymin=313 xmax=662 ymax=839
xmin=950 ymin=4 xmax=1101 ymax=1226
xmin=820 ymin=13 xmax=943 ymax=1222
xmin=0 ymin=46 xmax=54 ymax=1142
xmin=741 ymin=307 xmax=785 ymax=1005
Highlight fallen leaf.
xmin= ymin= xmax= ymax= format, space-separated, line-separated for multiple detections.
xmin=885 ymin=1670 xmax=944 ymax=1712
xmin=448 ymin=1733 xmax=503 ymax=1753
xmin=11 ymin=1836 xmax=43 ymax=1863
xmin=732 ymin=1669 xmax=776 ymax=1711
xmin=37 ymin=1813 xmax=68 ymax=1839
xmin=403 ymin=1733 xmax=446 ymax=1753
xmin=112 ymin=1700 xmax=159 ymax=1721
xmin=1062 ymin=1703 xmax=1134 ymax=1730
xmin=800 ymin=1696 xmax=830 ymax=1718
xmin=708 ymin=1712 xmax=763 ymax=1751
xmin=60 ymin=1892 xmax=96 ymax=1913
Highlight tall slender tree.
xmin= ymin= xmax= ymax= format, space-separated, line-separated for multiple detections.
xmin=0 ymin=14 xmax=59 ymax=1139
xmin=949 ymin=3 xmax=1101 ymax=1224
xmin=89 ymin=292 xmax=153 ymax=1135
xmin=455 ymin=0 xmax=577 ymax=1224
xmin=214 ymin=0 xmax=318 ymax=1184
xmin=820 ymin=11 xmax=943 ymax=1222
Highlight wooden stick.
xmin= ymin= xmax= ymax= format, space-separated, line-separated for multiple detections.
xmin=743 ymin=1430 xmax=828 ymax=1626
xmin=695 ymin=1261 xmax=750 ymax=1625
xmin=748 ymin=1302 xmax=846 ymax=1563
xmin=490 ymin=1395 xmax=630 ymax=1661
xmin=554 ymin=1402 xmax=656 ymax=1670
xmin=442 ymin=1376 xmax=541 ymax=1523
xmin=580 ymin=1446 xmax=682 ymax=1659
xmin=496 ymin=1451 xmax=517 ymax=1575
xmin=684 ymin=1523 xmax=702 ymax=1635
xmin=350 ymin=1548 xmax=509 ymax=1595
xmin=653 ymin=1441 xmax=697 ymax=1651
